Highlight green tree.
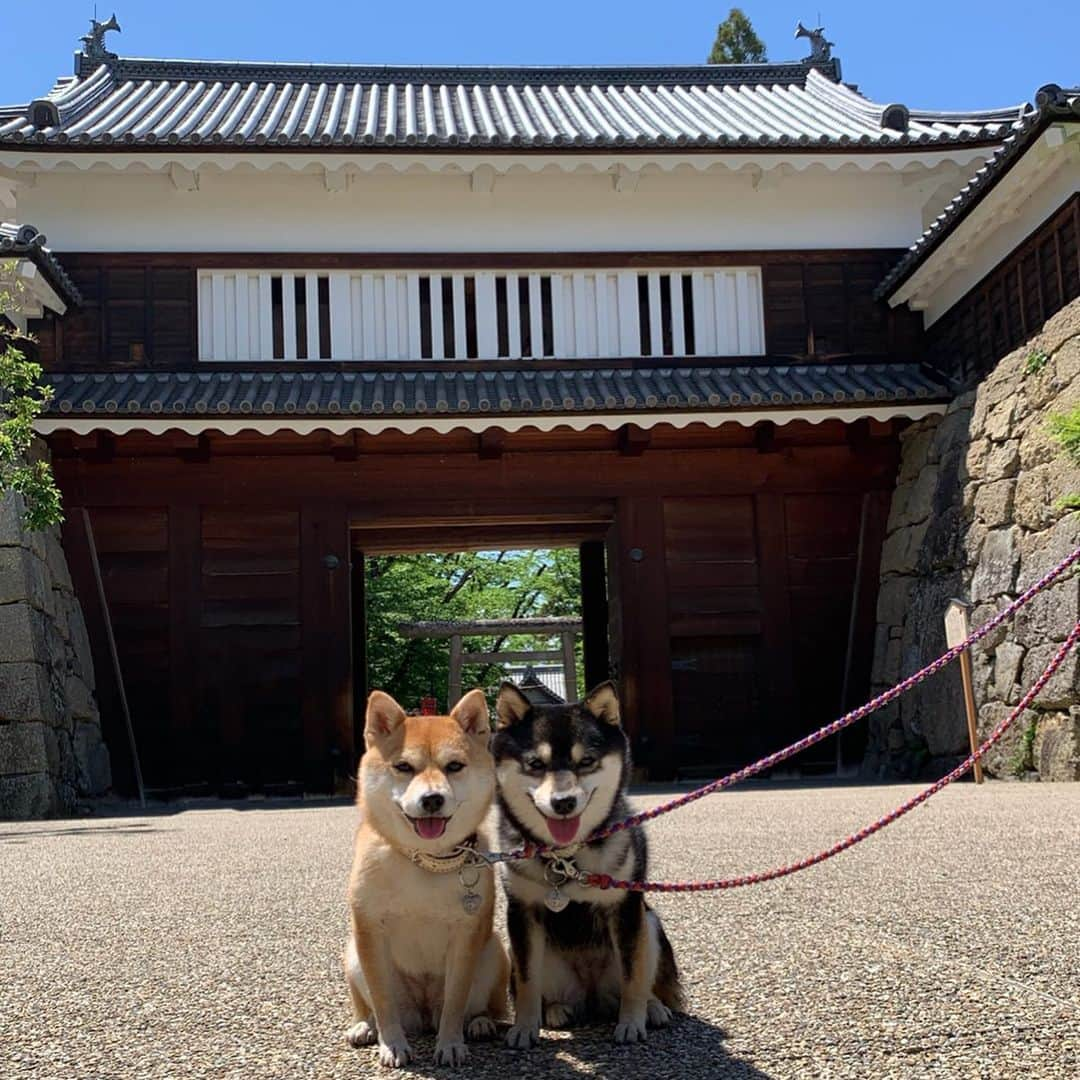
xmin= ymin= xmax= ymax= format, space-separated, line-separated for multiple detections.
xmin=365 ymin=547 xmax=583 ymax=710
xmin=1 ymin=263 xmax=62 ymax=530
xmin=708 ymin=8 xmax=767 ymax=64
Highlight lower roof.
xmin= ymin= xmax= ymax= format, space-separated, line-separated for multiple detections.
xmin=39 ymin=363 xmax=948 ymax=436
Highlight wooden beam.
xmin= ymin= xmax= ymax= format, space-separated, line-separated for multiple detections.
xmin=168 ymin=504 xmax=201 ymax=793
xmin=461 ymin=649 xmax=564 ymax=664
xmin=350 ymin=548 xmax=367 ymax=769
xmin=754 ymin=420 xmax=776 ymax=454
xmin=178 ymin=433 xmax=211 ymax=463
xmin=618 ymin=423 xmax=651 ymax=456
xmin=400 ymin=616 xmax=582 ymax=640
xmin=478 ymin=429 xmax=506 ymax=460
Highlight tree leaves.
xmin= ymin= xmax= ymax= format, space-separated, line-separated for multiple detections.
xmin=708 ymin=7 xmax=768 ymax=64
xmin=365 ymin=547 xmax=582 ymax=710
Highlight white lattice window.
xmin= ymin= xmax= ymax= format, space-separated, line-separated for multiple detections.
xmin=197 ymin=266 xmax=764 ymax=362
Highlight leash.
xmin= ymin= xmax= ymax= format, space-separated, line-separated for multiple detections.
xmin=582 ymin=619 xmax=1080 ymax=892
xmin=457 ymin=543 xmax=1080 ymax=893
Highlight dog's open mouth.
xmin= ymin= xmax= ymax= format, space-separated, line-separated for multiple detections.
xmin=543 ymin=814 xmax=582 ymax=846
xmin=409 ymin=815 xmax=450 ymax=840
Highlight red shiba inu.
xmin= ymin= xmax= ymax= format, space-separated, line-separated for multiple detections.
xmin=344 ymin=689 xmax=508 ymax=1068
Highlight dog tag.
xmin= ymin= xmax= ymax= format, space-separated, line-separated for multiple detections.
xmin=462 ymin=891 xmax=481 ymax=915
xmin=544 ymin=887 xmax=569 ymax=913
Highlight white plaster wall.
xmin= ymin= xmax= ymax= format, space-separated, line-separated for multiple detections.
xmin=922 ymin=161 xmax=1080 ymax=325
xmin=14 ymin=161 xmax=948 ymax=254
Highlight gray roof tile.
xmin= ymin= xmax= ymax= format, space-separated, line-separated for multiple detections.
xmin=0 ymin=222 xmax=82 ymax=307
xmin=0 ymin=56 xmax=1023 ymax=152
xmin=44 ymin=364 xmax=948 ymax=420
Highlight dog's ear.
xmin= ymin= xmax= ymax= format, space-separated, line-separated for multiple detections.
xmin=365 ymin=690 xmax=407 ymax=743
xmin=582 ymin=682 xmax=620 ymax=726
xmin=451 ymin=688 xmax=491 ymax=736
xmin=495 ymin=682 xmax=532 ymax=730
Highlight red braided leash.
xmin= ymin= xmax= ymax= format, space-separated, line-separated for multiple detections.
xmin=501 ymin=544 xmax=1080 ymax=868
xmin=585 ymin=619 xmax=1080 ymax=892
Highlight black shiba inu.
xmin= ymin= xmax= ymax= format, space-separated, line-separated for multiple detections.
xmin=492 ymin=681 xmax=682 ymax=1048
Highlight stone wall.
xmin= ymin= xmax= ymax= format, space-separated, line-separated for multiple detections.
xmin=867 ymin=299 xmax=1080 ymax=781
xmin=0 ymin=491 xmax=111 ymax=817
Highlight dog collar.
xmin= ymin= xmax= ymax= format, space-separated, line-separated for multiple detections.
xmin=402 ymin=835 xmax=481 ymax=875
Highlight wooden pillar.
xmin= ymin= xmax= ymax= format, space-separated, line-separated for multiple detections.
xmin=561 ymin=631 xmax=578 ymax=703
xmin=579 ymin=539 xmax=610 ymax=692
xmin=168 ymin=504 xmax=201 ymax=794
xmin=607 ymin=497 xmax=675 ymax=779
xmin=300 ymin=504 xmax=353 ymax=793
xmin=754 ymin=494 xmax=797 ymax=747
xmin=350 ymin=544 xmax=367 ymax=768
xmin=448 ymin=634 xmax=463 ymax=708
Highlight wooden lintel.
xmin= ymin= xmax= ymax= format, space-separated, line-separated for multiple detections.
xmin=618 ymin=423 xmax=651 ymax=456
xmin=178 ymin=433 xmax=211 ymax=463
xmin=478 ymin=429 xmax=506 ymax=460
xmin=85 ymin=432 xmax=116 ymax=464
xmin=461 ymin=649 xmax=564 ymax=665
xmin=847 ymin=418 xmax=872 ymax=452
xmin=754 ymin=420 xmax=777 ymax=454
xmin=331 ymin=432 xmax=359 ymax=462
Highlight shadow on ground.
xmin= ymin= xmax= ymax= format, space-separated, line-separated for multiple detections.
xmin=337 ymin=1016 xmax=772 ymax=1079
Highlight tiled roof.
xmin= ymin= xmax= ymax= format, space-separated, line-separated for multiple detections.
xmin=877 ymin=84 xmax=1080 ymax=300
xmin=0 ymin=222 xmax=82 ymax=306
xmin=0 ymin=55 xmax=1023 ymax=152
xmin=44 ymin=364 xmax=947 ymax=419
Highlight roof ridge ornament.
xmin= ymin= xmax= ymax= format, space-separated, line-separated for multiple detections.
xmin=81 ymin=13 xmax=121 ymax=62
xmin=795 ymin=21 xmax=834 ymax=63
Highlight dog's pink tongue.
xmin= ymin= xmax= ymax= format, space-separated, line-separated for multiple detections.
xmin=416 ymin=817 xmax=447 ymax=840
xmin=547 ymin=815 xmax=581 ymax=846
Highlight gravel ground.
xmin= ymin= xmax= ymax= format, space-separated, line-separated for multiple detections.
xmin=2 ymin=782 xmax=1078 ymax=1080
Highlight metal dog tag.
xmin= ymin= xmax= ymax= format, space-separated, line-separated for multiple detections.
xmin=462 ymin=891 xmax=482 ymax=915
xmin=544 ymin=887 xmax=569 ymax=913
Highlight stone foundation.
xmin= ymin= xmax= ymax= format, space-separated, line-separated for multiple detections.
xmin=868 ymin=299 xmax=1080 ymax=781
xmin=0 ymin=491 xmax=111 ymax=817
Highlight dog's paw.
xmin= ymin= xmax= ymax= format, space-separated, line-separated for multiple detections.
xmin=433 ymin=1039 xmax=469 ymax=1067
xmin=614 ymin=1017 xmax=648 ymax=1044
xmin=467 ymin=1015 xmax=497 ymax=1040
xmin=544 ymin=1002 xmax=573 ymax=1029
xmin=345 ymin=1019 xmax=377 ymax=1047
xmin=505 ymin=1021 xmax=540 ymax=1050
xmin=646 ymin=998 xmax=673 ymax=1028
xmin=377 ymin=1037 xmax=412 ymax=1068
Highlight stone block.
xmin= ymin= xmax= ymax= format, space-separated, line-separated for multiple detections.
xmin=44 ymin=531 xmax=74 ymax=594
xmin=68 ymin=605 xmax=95 ymax=692
xmin=977 ymin=703 xmax=1033 ymax=778
xmin=1014 ymin=579 xmax=1079 ymax=648
xmin=1054 ymin=336 xmax=1080 ymax=384
xmin=1034 ymin=710 xmax=1080 ymax=781
xmin=879 ymin=521 xmax=930 ymax=577
xmin=930 ymin=408 xmax=974 ymax=463
xmin=973 ymin=479 xmax=1015 ymax=527
xmin=0 ymin=662 xmax=54 ymax=725
xmin=1017 ymin=417 xmax=1061 ymax=470
xmin=965 ymin=438 xmax=990 ymax=482
xmin=0 ymin=494 xmax=45 ymax=559
xmin=1022 ymin=643 xmax=1079 ymax=710
xmin=898 ymin=421 xmax=939 ymax=483
xmin=875 ymin=576 xmax=912 ymax=628
xmin=65 ymin=676 xmax=99 ymax=723
xmin=992 ymin=641 xmax=1025 ymax=702
xmin=1036 ymin=297 xmax=1080 ymax=357
xmin=73 ymin=720 xmax=112 ymax=795
xmin=0 ymin=604 xmax=47 ymax=665
xmin=0 ymin=772 xmax=55 ymax=819
xmin=1014 ymin=465 xmax=1070 ymax=531
xmin=970 ymin=528 xmax=1018 ymax=602
xmin=984 ymin=440 xmax=1020 ymax=480
xmin=984 ymin=398 xmax=1015 ymax=442
xmin=0 ymin=722 xmax=49 ymax=776
xmin=0 ymin=546 xmax=49 ymax=609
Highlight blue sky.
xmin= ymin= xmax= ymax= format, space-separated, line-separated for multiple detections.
xmin=2 ymin=0 xmax=1076 ymax=111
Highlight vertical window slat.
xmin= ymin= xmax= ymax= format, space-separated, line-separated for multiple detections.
xmin=451 ymin=274 xmax=468 ymax=360
xmin=551 ymin=274 xmax=567 ymax=357
xmin=616 ymin=271 xmax=639 ymax=357
xmin=528 ymin=273 xmax=544 ymax=358
xmin=305 ymin=272 xmax=321 ymax=360
xmin=198 ymin=272 xmax=213 ymax=360
xmin=258 ymin=273 xmax=273 ymax=360
xmin=360 ymin=273 xmax=376 ymax=360
xmin=210 ymin=272 xmax=227 ymax=362
xmin=475 ymin=271 xmax=498 ymax=358
xmin=329 ymin=272 xmax=352 ymax=360
xmin=406 ymin=273 xmax=422 ymax=359
xmin=383 ymin=272 xmax=399 ymax=360
xmin=281 ymin=272 xmax=297 ymax=360
xmin=235 ymin=273 xmax=250 ymax=362
xmin=572 ymin=272 xmax=590 ymax=358
xmin=671 ymin=272 xmax=686 ymax=356
xmin=506 ymin=273 xmax=522 ymax=359
xmin=594 ymin=272 xmax=610 ymax=357
xmin=647 ymin=272 xmax=663 ymax=357
xmin=691 ymin=270 xmax=712 ymax=355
